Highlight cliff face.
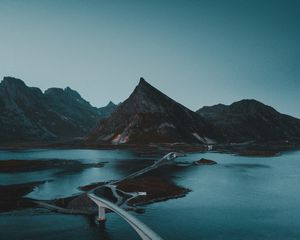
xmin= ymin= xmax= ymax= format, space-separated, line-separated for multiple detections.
xmin=197 ymin=99 xmax=300 ymax=143
xmin=0 ymin=77 xmax=114 ymax=142
xmin=88 ymin=78 xmax=223 ymax=144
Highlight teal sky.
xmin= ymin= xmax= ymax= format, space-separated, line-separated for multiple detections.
xmin=0 ymin=0 xmax=299 ymax=117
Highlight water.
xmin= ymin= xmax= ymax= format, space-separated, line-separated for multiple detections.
xmin=1 ymin=149 xmax=300 ymax=240
xmin=0 ymin=149 xmax=153 ymax=199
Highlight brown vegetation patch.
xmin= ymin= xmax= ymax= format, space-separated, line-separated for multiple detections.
xmin=117 ymin=175 xmax=190 ymax=205
xmin=0 ymin=181 xmax=44 ymax=212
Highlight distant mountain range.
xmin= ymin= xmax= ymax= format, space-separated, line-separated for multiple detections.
xmin=98 ymin=101 xmax=118 ymax=119
xmin=197 ymin=100 xmax=300 ymax=143
xmin=0 ymin=77 xmax=116 ymax=142
xmin=1 ymin=76 xmax=299 ymax=145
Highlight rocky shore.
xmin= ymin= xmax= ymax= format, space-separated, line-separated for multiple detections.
xmin=0 ymin=181 xmax=44 ymax=212
xmin=0 ymin=140 xmax=299 ymax=157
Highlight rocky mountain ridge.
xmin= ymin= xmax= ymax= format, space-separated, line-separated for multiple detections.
xmin=197 ymin=99 xmax=300 ymax=143
xmin=0 ymin=76 xmax=115 ymax=142
xmin=88 ymin=78 xmax=223 ymax=144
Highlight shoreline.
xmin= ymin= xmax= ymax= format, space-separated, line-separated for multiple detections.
xmin=1 ymin=146 xmax=299 ymax=215
xmin=51 ymin=174 xmax=190 ymax=213
xmin=0 ymin=140 xmax=299 ymax=157
xmin=0 ymin=159 xmax=105 ymax=173
xmin=0 ymin=170 xmax=191 ymax=214
xmin=0 ymin=181 xmax=46 ymax=213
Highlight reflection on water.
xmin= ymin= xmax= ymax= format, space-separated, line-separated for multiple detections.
xmin=1 ymin=149 xmax=300 ymax=239
xmin=0 ymin=149 xmax=136 ymax=162
xmin=225 ymin=163 xmax=271 ymax=168
xmin=0 ymin=149 xmax=155 ymax=199
xmin=0 ymin=208 xmax=139 ymax=240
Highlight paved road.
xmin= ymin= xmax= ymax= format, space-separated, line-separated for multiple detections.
xmin=88 ymin=192 xmax=163 ymax=240
xmin=116 ymin=152 xmax=185 ymax=183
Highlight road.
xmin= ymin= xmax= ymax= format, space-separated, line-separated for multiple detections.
xmin=88 ymin=192 xmax=163 ymax=240
xmin=88 ymin=152 xmax=184 ymax=240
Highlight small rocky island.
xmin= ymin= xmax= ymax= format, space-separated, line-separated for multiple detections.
xmin=0 ymin=159 xmax=104 ymax=172
xmin=194 ymin=158 xmax=217 ymax=165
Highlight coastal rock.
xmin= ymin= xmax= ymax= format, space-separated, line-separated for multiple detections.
xmin=194 ymin=158 xmax=217 ymax=165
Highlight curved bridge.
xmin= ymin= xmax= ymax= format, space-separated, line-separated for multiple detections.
xmin=88 ymin=192 xmax=163 ymax=240
xmin=88 ymin=152 xmax=184 ymax=240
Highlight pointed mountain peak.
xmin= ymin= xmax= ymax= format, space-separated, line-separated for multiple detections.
xmin=137 ymin=77 xmax=153 ymax=89
xmin=125 ymin=77 xmax=192 ymax=115
xmin=88 ymin=77 xmax=223 ymax=144
xmin=139 ymin=77 xmax=147 ymax=85
xmin=133 ymin=77 xmax=161 ymax=95
xmin=106 ymin=101 xmax=116 ymax=107
xmin=64 ymin=86 xmax=73 ymax=92
xmin=64 ymin=86 xmax=81 ymax=99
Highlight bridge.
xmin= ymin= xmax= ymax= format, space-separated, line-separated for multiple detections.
xmin=88 ymin=192 xmax=163 ymax=240
xmin=87 ymin=152 xmax=184 ymax=240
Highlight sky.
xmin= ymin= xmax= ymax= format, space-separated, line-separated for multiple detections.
xmin=0 ymin=0 xmax=299 ymax=117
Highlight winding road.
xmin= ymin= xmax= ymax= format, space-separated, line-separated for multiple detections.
xmin=88 ymin=152 xmax=184 ymax=240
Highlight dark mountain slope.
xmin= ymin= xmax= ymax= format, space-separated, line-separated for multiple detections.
xmin=98 ymin=101 xmax=118 ymax=118
xmin=44 ymin=86 xmax=102 ymax=135
xmin=197 ymin=99 xmax=300 ymax=143
xmin=0 ymin=77 xmax=107 ymax=142
xmin=88 ymin=78 xmax=223 ymax=144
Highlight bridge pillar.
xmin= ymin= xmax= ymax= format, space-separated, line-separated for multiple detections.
xmin=97 ymin=206 xmax=106 ymax=222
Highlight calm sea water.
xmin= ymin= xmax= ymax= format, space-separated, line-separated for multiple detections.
xmin=0 ymin=149 xmax=300 ymax=240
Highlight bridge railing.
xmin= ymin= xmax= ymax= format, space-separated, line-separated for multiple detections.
xmin=88 ymin=192 xmax=163 ymax=240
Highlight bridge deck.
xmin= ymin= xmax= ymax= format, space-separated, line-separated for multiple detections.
xmin=88 ymin=193 xmax=163 ymax=240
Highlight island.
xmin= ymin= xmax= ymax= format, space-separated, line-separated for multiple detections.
xmin=194 ymin=158 xmax=217 ymax=165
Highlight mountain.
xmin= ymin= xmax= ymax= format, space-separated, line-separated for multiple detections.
xmin=0 ymin=76 xmax=109 ymax=142
xmin=88 ymin=78 xmax=223 ymax=144
xmin=98 ymin=101 xmax=118 ymax=118
xmin=43 ymin=86 xmax=104 ymax=135
xmin=197 ymin=99 xmax=300 ymax=143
